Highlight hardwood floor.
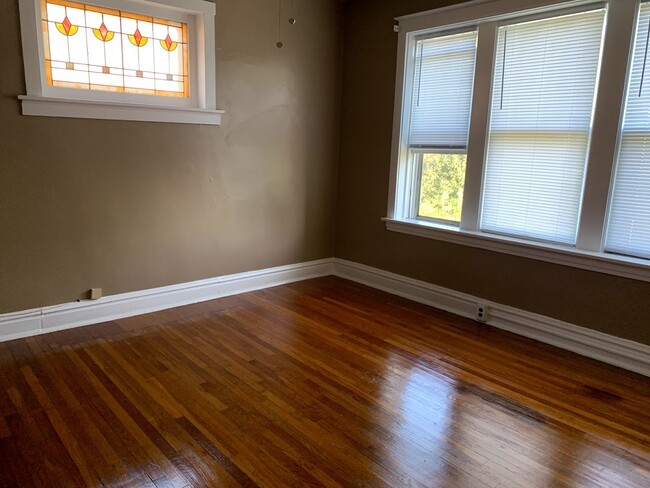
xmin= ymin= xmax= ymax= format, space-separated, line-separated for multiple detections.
xmin=0 ymin=276 xmax=649 ymax=487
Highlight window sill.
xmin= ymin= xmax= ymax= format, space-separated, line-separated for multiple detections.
xmin=383 ymin=217 xmax=650 ymax=283
xmin=19 ymin=96 xmax=224 ymax=126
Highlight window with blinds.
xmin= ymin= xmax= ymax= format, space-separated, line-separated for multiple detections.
xmin=606 ymin=2 xmax=650 ymax=260
xmin=480 ymin=10 xmax=606 ymax=244
xmin=409 ymin=30 xmax=477 ymax=222
xmin=409 ymin=30 xmax=477 ymax=149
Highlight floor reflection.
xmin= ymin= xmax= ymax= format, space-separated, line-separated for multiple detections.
xmin=376 ymin=354 xmax=610 ymax=488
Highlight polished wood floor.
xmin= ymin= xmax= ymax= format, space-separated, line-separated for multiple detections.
xmin=0 ymin=277 xmax=649 ymax=487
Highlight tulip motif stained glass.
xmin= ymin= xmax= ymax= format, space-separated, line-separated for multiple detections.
xmin=93 ymin=22 xmax=113 ymax=42
xmin=43 ymin=0 xmax=188 ymax=97
xmin=55 ymin=16 xmax=78 ymax=36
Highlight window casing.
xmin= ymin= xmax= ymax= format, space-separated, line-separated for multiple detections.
xmin=388 ymin=0 xmax=650 ymax=282
xmin=18 ymin=0 xmax=222 ymax=125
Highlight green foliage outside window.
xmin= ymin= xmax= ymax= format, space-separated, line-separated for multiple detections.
xmin=418 ymin=153 xmax=467 ymax=222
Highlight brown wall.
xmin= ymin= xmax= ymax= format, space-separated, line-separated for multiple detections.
xmin=2 ymin=0 xmax=649 ymax=347
xmin=0 ymin=0 xmax=341 ymax=313
xmin=336 ymin=0 xmax=650 ymax=345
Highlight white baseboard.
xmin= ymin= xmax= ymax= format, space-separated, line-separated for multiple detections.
xmin=332 ymin=259 xmax=650 ymax=378
xmin=0 ymin=259 xmax=335 ymax=343
xmin=1 ymin=256 xmax=648 ymax=378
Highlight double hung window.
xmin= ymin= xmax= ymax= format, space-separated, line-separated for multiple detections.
xmin=408 ymin=31 xmax=477 ymax=224
xmin=481 ymin=10 xmax=605 ymax=244
xmin=389 ymin=0 xmax=650 ymax=280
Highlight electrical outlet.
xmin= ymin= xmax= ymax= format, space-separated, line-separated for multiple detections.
xmin=475 ymin=304 xmax=489 ymax=323
xmin=89 ymin=288 xmax=102 ymax=300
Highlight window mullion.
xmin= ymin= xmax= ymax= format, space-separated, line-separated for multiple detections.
xmin=576 ymin=0 xmax=638 ymax=252
xmin=461 ymin=22 xmax=497 ymax=231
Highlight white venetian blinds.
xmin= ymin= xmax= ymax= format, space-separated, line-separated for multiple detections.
xmin=408 ymin=30 xmax=477 ymax=149
xmin=606 ymin=2 xmax=650 ymax=260
xmin=480 ymin=9 xmax=605 ymax=244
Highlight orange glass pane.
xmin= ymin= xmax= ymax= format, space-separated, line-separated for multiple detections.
xmin=43 ymin=0 xmax=189 ymax=98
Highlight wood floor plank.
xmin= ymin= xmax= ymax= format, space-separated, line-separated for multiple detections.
xmin=0 ymin=276 xmax=648 ymax=487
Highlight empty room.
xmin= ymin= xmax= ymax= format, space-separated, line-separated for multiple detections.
xmin=1 ymin=0 xmax=650 ymax=486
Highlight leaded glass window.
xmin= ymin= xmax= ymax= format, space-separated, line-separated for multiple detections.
xmin=43 ymin=0 xmax=189 ymax=97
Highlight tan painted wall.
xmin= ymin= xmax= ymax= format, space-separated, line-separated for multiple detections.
xmin=336 ymin=0 xmax=650 ymax=345
xmin=0 ymin=0 xmax=341 ymax=313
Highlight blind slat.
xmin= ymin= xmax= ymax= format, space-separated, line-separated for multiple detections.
xmin=480 ymin=9 xmax=605 ymax=244
xmin=408 ymin=31 xmax=477 ymax=148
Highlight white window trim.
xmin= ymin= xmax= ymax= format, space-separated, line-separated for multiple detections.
xmin=17 ymin=0 xmax=223 ymax=125
xmin=387 ymin=0 xmax=650 ymax=282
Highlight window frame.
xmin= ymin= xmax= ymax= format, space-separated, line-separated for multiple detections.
xmin=404 ymin=28 xmax=478 ymax=226
xmin=480 ymin=10 xmax=606 ymax=246
xmin=387 ymin=0 xmax=650 ymax=282
xmin=18 ymin=0 xmax=223 ymax=125
xmin=604 ymin=0 xmax=650 ymax=260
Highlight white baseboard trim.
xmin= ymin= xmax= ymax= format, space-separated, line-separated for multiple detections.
xmin=331 ymin=259 xmax=650 ymax=378
xmin=1 ymin=256 xmax=647 ymax=378
xmin=0 ymin=259 xmax=335 ymax=343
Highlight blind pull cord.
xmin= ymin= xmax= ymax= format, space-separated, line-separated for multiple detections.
xmin=500 ymin=28 xmax=508 ymax=110
xmin=640 ymin=18 xmax=650 ymax=97
xmin=416 ymin=42 xmax=423 ymax=107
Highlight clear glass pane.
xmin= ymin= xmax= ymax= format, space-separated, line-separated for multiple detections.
xmin=86 ymin=28 xmax=106 ymax=67
xmin=154 ymin=42 xmax=170 ymax=74
xmin=65 ymin=6 xmax=85 ymax=26
xmin=103 ymin=13 xmax=121 ymax=33
xmin=153 ymin=23 xmax=168 ymax=40
xmin=169 ymin=45 xmax=184 ymax=76
xmin=137 ymin=20 xmax=153 ymax=38
xmin=46 ymin=3 xmax=66 ymax=21
xmin=47 ymin=21 xmax=69 ymax=62
xmin=51 ymin=66 xmax=89 ymax=85
xmin=105 ymin=34 xmax=123 ymax=69
xmin=68 ymin=28 xmax=89 ymax=64
xmin=418 ymin=153 xmax=467 ymax=223
xmin=139 ymin=38 xmax=155 ymax=72
xmin=121 ymin=33 xmax=140 ymax=70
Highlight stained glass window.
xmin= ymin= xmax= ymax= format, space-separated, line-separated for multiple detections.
xmin=42 ymin=0 xmax=189 ymax=98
